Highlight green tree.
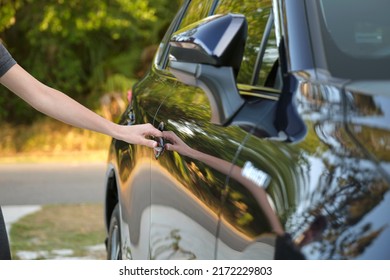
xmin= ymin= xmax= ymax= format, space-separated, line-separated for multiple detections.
xmin=0 ymin=0 xmax=179 ymax=123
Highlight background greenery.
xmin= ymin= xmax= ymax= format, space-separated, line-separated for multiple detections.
xmin=0 ymin=0 xmax=181 ymax=158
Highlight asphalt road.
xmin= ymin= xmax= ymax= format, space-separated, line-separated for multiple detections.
xmin=0 ymin=162 xmax=107 ymax=206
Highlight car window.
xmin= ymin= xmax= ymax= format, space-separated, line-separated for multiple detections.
xmin=213 ymin=0 xmax=278 ymax=89
xmin=155 ymin=5 xmax=186 ymax=68
xmin=254 ymin=18 xmax=281 ymax=90
xmin=320 ymin=0 xmax=390 ymax=59
xmin=155 ymin=0 xmax=216 ymax=70
xmin=178 ymin=0 xmax=215 ymax=30
xmin=316 ymin=0 xmax=390 ymax=79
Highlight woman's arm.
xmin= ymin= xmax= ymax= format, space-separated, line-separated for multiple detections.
xmin=0 ymin=64 xmax=162 ymax=147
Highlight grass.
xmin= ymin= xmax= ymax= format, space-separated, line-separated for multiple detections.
xmin=10 ymin=204 xmax=107 ymax=260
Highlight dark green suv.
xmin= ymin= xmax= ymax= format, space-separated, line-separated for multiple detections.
xmin=104 ymin=0 xmax=390 ymax=260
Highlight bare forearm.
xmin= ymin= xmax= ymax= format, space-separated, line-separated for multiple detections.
xmin=1 ymin=64 xmax=162 ymax=147
xmin=33 ymin=84 xmax=120 ymax=138
xmin=1 ymin=65 xmax=119 ymax=138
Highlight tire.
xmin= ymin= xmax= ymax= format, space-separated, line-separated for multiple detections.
xmin=0 ymin=206 xmax=11 ymax=260
xmin=107 ymin=203 xmax=122 ymax=260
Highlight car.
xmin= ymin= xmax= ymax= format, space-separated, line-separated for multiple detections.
xmin=104 ymin=0 xmax=390 ymax=260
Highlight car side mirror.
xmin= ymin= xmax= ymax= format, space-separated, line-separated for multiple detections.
xmin=168 ymin=14 xmax=247 ymax=125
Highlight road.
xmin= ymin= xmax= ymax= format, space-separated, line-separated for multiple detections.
xmin=0 ymin=162 xmax=107 ymax=206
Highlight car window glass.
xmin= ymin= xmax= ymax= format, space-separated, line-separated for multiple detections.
xmin=213 ymin=0 xmax=273 ymax=86
xmin=178 ymin=0 xmax=215 ymax=30
xmin=256 ymin=25 xmax=281 ymax=89
xmin=155 ymin=6 xmax=185 ymax=68
xmin=320 ymin=0 xmax=390 ymax=59
xmin=316 ymin=0 xmax=390 ymax=79
xmin=157 ymin=0 xmax=215 ymax=69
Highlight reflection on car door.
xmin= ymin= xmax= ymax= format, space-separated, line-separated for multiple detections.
xmin=216 ymin=131 xmax=297 ymax=259
xmin=149 ymin=79 xmax=248 ymax=259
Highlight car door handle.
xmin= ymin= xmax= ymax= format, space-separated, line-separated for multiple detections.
xmin=154 ymin=121 xmax=165 ymax=159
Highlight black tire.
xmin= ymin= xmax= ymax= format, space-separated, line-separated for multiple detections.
xmin=0 ymin=206 xmax=11 ymax=260
xmin=107 ymin=203 xmax=122 ymax=260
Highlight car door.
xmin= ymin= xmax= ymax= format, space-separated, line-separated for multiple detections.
xmin=148 ymin=0 xmax=284 ymax=260
xmin=211 ymin=0 xmax=286 ymax=259
xmin=148 ymin=0 xmax=246 ymax=260
xmin=149 ymin=85 xmax=249 ymax=260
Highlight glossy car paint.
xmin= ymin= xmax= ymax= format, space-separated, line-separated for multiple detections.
xmin=105 ymin=0 xmax=390 ymax=259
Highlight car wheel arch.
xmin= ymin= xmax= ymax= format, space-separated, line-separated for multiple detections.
xmin=105 ymin=167 xmax=119 ymax=232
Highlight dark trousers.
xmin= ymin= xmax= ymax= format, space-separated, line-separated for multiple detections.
xmin=0 ymin=206 xmax=11 ymax=260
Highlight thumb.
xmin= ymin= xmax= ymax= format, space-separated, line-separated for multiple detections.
xmin=141 ymin=138 xmax=159 ymax=148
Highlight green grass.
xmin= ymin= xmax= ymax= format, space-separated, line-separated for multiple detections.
xmin=10 ymin=204 xmax=107 ymax=260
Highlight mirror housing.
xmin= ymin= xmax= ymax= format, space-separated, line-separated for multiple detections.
xmin=170 ymin=13 xmax=247 ymax=76
xmin=169 ymin=14 xmax=247 ymax=125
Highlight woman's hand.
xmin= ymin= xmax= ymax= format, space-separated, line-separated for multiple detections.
xmin=115 ymin=123 xmax=163 ymax=148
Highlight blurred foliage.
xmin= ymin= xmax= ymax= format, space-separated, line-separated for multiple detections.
xmin=0 ymin=118 xmax=111 ymax=156
xmin=0 ymin=0 xmax=22 ymax=32
xmin=0 ymin=0 xmax=180 ymax=123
